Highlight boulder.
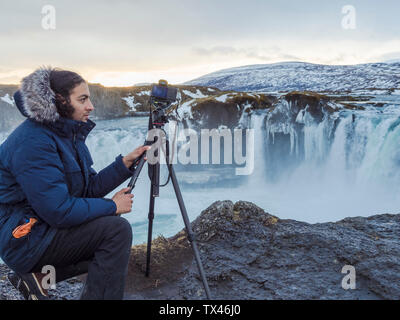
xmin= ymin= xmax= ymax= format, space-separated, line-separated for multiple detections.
xmin=126 ymin=200 xmax=400 ymax=300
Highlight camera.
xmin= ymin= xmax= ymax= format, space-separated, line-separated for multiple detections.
xmin=149 ymin=80 xmax=178 ymax=124
xmin=151 ymin=80 xmax=178 ymax=104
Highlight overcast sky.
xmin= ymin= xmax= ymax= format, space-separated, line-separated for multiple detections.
xmin=1 ymin=0 xmax=399 ymax=86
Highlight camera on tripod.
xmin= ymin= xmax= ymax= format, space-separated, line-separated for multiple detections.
xmin=125 ymin=78 xmax=211 ymax=299
xmin=150 ymin=80 xmax=178 ymax=124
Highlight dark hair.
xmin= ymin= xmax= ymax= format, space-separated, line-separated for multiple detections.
xmin=50 ymin=69 xmax=85 ymax=119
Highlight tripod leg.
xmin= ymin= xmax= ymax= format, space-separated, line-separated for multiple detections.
xmin=146 ymin=183 xmax=156 ymax=277
xmin=146 ymin=161 xmax=160 ymax=277
xmin=166 ymin=163 xmax=212 ymax=299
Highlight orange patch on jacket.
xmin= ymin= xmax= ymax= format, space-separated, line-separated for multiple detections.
xmin=12 ymin=218 xmax=38 ymax=239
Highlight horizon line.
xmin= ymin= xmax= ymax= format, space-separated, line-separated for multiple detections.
xmin=1 ymin=59 xmax=397 ymax=88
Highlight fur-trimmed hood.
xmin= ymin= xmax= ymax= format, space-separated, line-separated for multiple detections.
xmin=16 ymin=66 xmax=59 ymax=123
xmin=14 ymin=66 xmax=96 ymax=138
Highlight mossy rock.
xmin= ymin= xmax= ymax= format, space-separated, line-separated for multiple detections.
xmin=190 ymin=99 xmax=243 ymax=128
xmin=284 ymin=91 xmax=337 ymax=120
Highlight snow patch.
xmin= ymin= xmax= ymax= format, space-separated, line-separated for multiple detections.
xmin=122 ymin=96 xmax=140 ymax=111
xmin=177 ymin=99 xmax=196 ymax=119
xmin=215 ymin=93 xmax=231 ymax=103
xmin=137 ymin=90 xmax=150 ymax=96
xmin=1 ymin=94 xmax=14 ymax=105
xmin=182 ymin=89 xmax=208 ymax=99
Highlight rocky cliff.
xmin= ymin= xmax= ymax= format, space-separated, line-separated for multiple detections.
xmin=125 ymin=201 xmax=400 ymax=300
xmin=1 ymin=80 xmax=370 ymax=136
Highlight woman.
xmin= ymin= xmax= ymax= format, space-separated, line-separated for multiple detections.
xmin=0 ymin=67 xmax=149 ymax=300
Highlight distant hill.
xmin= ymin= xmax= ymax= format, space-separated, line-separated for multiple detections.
xmin=184 ymin=61 xmax=400 ymax=93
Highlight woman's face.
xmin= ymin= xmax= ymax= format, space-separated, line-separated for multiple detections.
xmin=69 ymin=82 xmax=94 ymax=122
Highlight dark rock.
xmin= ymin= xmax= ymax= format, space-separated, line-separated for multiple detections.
xmin=193 ymin=93 xmax=275 ymax=128
xmin=126 ymin=200 xmax=399 ymax=300
xmin=191 ymin=99 xmax=243 ymax=129
xmin=283 ymin=91 xmax=340 ymax=121
xmin=171 ymin=91 xmax=276 ymax=130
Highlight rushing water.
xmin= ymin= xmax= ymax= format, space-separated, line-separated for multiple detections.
xmin=1 ymin=96 xmax=400 ymax=245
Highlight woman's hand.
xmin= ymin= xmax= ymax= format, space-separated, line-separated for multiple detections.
xmin=112 ymin=187 xmax=134 ymax=215
xmin=122 ymin=145 xmax=151 ymax=169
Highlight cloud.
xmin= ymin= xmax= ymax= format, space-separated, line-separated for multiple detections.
xmin=193 ymin=46 xmax=240 ymax=56
xmin=0 ymin=68 xmax=33 ymax=85
xmin=192 ymin=46 xmax=301 ymax=63
xmin=1 ymin=0 xmax=400 ymax=85
xmin=376 ymin=51 xmax=400 ymax=63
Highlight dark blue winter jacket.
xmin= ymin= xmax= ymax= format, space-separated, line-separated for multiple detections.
xmin=0 ymin=67 xmax=135 ymax=273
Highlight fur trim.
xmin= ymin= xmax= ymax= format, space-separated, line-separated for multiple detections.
xmin=20 ymin=66 xmax=59 ymax=123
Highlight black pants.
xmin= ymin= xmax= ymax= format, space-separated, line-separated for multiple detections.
xmin=30 ymin=215 xmax=133 ymax=300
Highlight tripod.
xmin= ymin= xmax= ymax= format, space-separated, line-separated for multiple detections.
xmin=125 ymin=101 xmax=212 ymax=299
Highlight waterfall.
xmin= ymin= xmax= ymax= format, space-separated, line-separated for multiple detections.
xmin=86 ymin=117 xmax=148 ymax=171
xmin=261 ymin=101 xmax=400 ymax=222
xmin=240 ymin=112 xmax=267 ymax=186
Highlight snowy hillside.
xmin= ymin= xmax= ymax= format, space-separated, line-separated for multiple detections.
xmin=184 ymin=61 xmax=400 ymax=93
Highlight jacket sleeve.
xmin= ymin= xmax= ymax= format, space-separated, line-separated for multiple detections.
xmin=86 ymin=154 xmax=136 ymax=198
xmin=11 ymin=136 xmax=117 ymax=228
